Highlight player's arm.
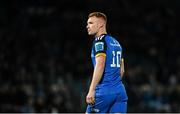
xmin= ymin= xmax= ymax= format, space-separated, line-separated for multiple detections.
xmin=89 ymin=54 xmax=106 ymax=91
xmin=86 ymin=36 xmax=107 ymax=105
xmin=86 ymin=54 xmax=106 ymax=105
xmin=90 ymin=37 xmax=107 ymax=91
xmin=120 ymin=58 xmax=125 ymax=78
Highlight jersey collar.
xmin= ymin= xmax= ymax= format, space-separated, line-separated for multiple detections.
xmin=95 ymin=34 xmax=107 ymax=41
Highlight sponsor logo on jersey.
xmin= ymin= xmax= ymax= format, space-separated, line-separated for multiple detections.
xmin=110 ymin=39 xmax=120 ymax=47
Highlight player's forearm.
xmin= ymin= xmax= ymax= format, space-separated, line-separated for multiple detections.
xmin=120 ymin=58 xmax=125 ymax=78
xmin=121 ymin=64 xmax=125 ymax=78
xmin=89 ymin=63 xmax=105 ymax=91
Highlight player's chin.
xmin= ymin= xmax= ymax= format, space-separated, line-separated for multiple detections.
xmin=88 ymin=32 xmax=92 ymax=35
xmin=88 ymin=32 xmax=95 ymax=36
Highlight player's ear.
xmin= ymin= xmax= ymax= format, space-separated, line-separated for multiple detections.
xmin=99 ymin=20 xmax=104 ymax=28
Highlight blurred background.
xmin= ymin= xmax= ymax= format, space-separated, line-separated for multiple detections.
xmin=0 ymin=0 xmax=180 ymax=113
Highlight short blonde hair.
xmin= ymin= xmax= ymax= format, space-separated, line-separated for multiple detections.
xmin=88 ymin=12 xmax=107 ymax=22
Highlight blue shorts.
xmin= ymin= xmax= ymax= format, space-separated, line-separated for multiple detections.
xmin=86 ymin=93 xmax=127 ymax=113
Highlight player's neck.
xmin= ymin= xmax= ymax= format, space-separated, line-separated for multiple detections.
xmin=95 ymin=29 xmax=107 ymax=37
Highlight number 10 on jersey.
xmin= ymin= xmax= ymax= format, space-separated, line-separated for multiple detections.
xmin=111 ymin=51 xmax=121 ymax=67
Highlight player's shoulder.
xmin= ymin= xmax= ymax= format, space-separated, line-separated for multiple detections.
xmin=104 ymin=34 xmax=116 ymax=43
xmin=106 ymin=35 xmax=122 ymax=47
xmin=103 ymin=34 xmax=116 ymax=41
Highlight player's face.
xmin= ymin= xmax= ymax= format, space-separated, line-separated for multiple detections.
xmin=86 ymin=17 xmax=100 ymax=36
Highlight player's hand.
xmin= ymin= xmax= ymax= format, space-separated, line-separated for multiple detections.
xmin=86 ymin=90 xmax=95 ymax=105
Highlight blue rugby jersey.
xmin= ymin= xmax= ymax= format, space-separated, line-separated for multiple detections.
xmin=91 ymin=34 xmax=127 ymax=100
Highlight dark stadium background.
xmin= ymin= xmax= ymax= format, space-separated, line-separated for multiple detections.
xmin=0 ymin=0 xmax=179 ymax=112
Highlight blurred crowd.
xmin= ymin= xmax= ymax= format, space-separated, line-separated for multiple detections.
xmin=0 ymin=0 xmax=180 ymax=112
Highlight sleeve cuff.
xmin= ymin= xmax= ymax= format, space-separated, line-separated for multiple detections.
xmin=95 ymin=53 xmax=106 ymax=57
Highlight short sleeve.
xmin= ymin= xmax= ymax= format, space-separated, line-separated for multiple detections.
xmin=94 ymin=35 xmax=107 ymax=57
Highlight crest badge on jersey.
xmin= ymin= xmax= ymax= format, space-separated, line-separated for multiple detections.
xmin=95 ymin=42 xmax=104 ymax=52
